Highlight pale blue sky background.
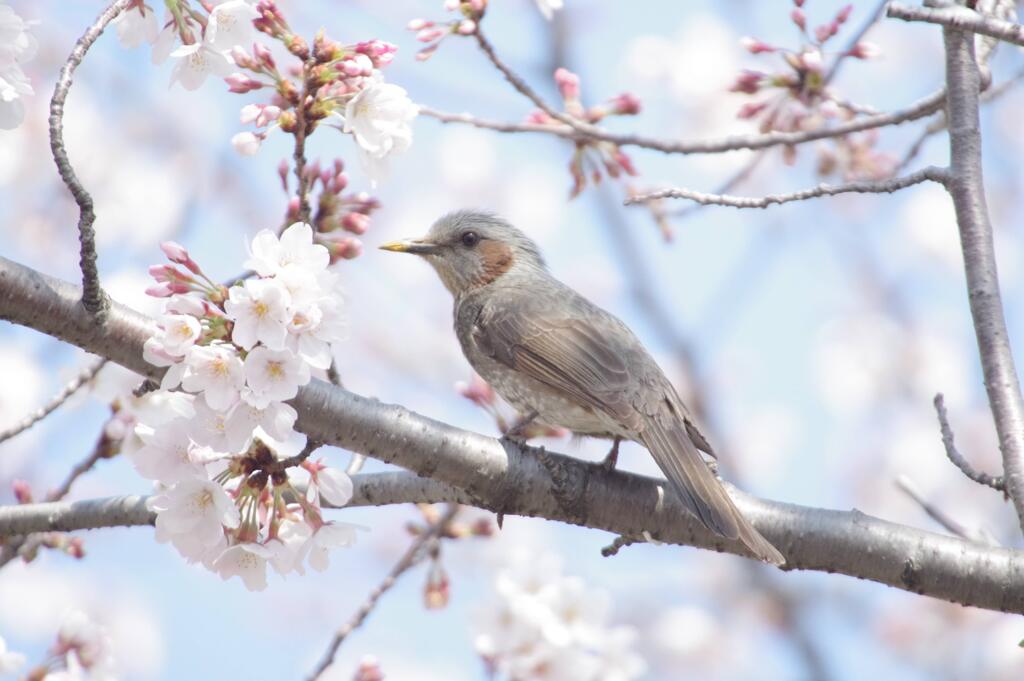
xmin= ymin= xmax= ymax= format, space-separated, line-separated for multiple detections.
xmin=2 ymin=1 xmax=1024 ymax=679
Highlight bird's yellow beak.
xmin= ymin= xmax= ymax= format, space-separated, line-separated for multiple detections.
xmin=379 ymin=239 xmax=438 ymax=255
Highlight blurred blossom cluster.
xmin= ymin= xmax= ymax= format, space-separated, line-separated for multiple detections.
xmin=474 ymin=553 xmax=646 ymax=681
xmin=2 ymin=609 xmax=117 ymax=680
xmin=0 ymin=2 xmax=36 ymax=129
xmin=731 ymin=0 xmax=893 ymax=179
xmin=113 ymin=0 xmax=417 ymax=185
xmin=134 ymin=224 xmax=358 ymax=590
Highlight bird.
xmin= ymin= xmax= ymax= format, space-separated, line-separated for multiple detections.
xmin=379 ymin=210 xmax=784 ymax=565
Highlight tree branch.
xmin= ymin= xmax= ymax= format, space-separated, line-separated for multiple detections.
xmin=5 ymin=257 xmax=1024 ymax=612
xmin=933 ymin=393 xmax=1005 ymax=491
xmin=307 ymin=504 xmax=460 ymax=681
xmin=940 ymin=23 xmax=1024 ymax=532
xmin=0 ymin=358 xmax=106 ymax=445
xmin=624 ymin=166 xmax=948 ymax=208
xmin=889 ymin=2 xmax=1024 ymax=48
xmin=48 ymin=0 xmax=132 ymax=318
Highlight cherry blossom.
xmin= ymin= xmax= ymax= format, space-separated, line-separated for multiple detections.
xmin=212 ymin=542 xmax=274 ymax=591
xmin=245 ymin=222 xmax=330 ymax=277
xmin=307 ymin=465 xmax=354 ymax=507
xmin=306 ymin=522 xmax=358 ymax=572
xmin=231 ymin=130 xmax=262 ymax=156
xmin=342 ymin=77 xmax=418 ymax=183
xmin=226 ymin=394 xmax=298 ymax=447
xmin=0 ymin=3 xmax=36 ymax=129
xmin=205 ymin=1 xmax=259 ymax=54
xmin=133 ymin=419 xmax=206 ymax=483
xmin=181 ymin=342 xmax=246 ymax=410
xmin=225 ymin=277 xmax=291 ymax=351
xmin=169 ymin=42 xmax=233 ymax=91
xmin=149 ymin=478 xmax=240 ymax=551
xmin=54 ymin=609 xmax=117 ymax=680
xmin=244 ymin=346 xmax=310 ymax=407
xmin=112 ymin=5 xmax=158 ymax=49
xmin=267 ymin=519 xmax=313 ymax=576
xmin=187 ymin=398 xmax=250 ymax=454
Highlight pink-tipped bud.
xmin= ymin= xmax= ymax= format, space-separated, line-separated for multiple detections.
xmin=554 ymin=67 xmax=580 ymax=101
xmin=416 ymin=44 xmax=440 ymax=61
xmin=12 ymin=480 xmax=32 ymax=504
xmin=67 ymin=537 xmax=85 ymax=559
xmin=836 ymin=4 xmax=853 ymax=24
xmin=354 ymin=657 xmax=384 ymax=681
xmin=729 ymin=70 xmax=764 ymax=95
xmin=737 ymin=101 xmax=769 ymax=119
xmin=240 ymin=103 xmax=262 ymax=124
xmin=457 ymin=19 xmax=477 ymax=35
xmin=287 ymin=196 xmax=301 ymax=219
xmin=278 ymin=159 xmax=290 ymax=192
xmin=407 ymin=18 xmax=431 ymax=31
xmin=608 ymin=92 xmax=641 ymax=115
xmin=740 ymin=36 xmax=775 ymax=54
xmin=525 ymin=110 xmax=553 ymax=125
xmin=341 ymin=212 xmax=370 ymax=235
xmin=613 ymin=150 xmax=637 ymax=176
xmin=160 ymin=241 xmax=189 ymax=264
xmin=457 ymin=375 xmax=495 ymax=407
xmin=791 ymin=8 xmax=806 ymax=31
xmin=167 ymin=293 xmax=206 ymax=317
xmin=848 ymin=41 xmax=881 ymax=59
xmin=324 ymin=236 xmax=362 ymax=262
xmin=330 ymin=172 xmax=349 ymax=194
xmin=417 ymin=27 xmax=445 ymax=43
xmin=230 ymin=46 xmax=256 ymax=69
xmin=146 ymin=283 xmax=175 ymax=298
xmin=256 ymin=105 xmax=281 ymax=127
xmin=253 ymin=42 xmax=276 ymax=70
xmin=225 ymin=73 xmax=264 ymax=93
xmin=814 ymin=22 xmax=838 ymax=44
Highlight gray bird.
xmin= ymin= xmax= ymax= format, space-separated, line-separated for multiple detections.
xmin=380 ymin=210 xmax=784 ymax=565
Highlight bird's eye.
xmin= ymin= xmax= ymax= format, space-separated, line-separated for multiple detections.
xmin=460 ymin=231 xmax=480 ymax=248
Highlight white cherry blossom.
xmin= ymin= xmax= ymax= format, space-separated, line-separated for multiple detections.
xmin=244 ymin=346 xmax=310 ymax=407
xmin=206 ymin=1 xmax=258 ymax=54
xmin=133 ymin=421 xmax=204 ymax=483
xmin=187 ymin=398 xmax=249 ymax=454
xmin=149 ymin=478 xmax=240 ymax=551
xmin=181 ymin=342 xmax=245 ymax=410
xmin=142 ymin=337 xmax=187 ymax=389
xmin=156 ymin=313 xmax=202 ymax=356
xmin=212 ymin=542 xmax=274 ymax=591
xmin=169 ymin=42 xmax=232 ymax=90
xmin=231 ymin=130 xmax=261 ymax=156
xmin=151 ymin=24 xmax=177 ymax=64
xmin=112 ymin=5 xmax=159 ymax=49
xmin=306 ymin=522 xmax=358 ymax=572
xmin=244 ymin=222 xmax=329 ymax=277
xmin=225 ymin=277 xmax=291 ymax=350
xmin=342 ymin=76 xmax=418 ymax=184
xmin=267 ymin=519 xmax=312 ymax=576
xmin=308 ymin=466 xmax=353 ymax=507
xmin=225 ymin=394 xmax=297 ymax=448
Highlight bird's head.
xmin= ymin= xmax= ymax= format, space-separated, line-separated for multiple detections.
xmin=379 ymin=210 xmax=546 ymax=297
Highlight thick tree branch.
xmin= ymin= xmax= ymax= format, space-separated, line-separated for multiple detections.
xmin=4 ymin=257 xmax=1024 ymax=612
xmin=0 ymin=357 xmax=106 ymax=444
xmin=889 ymin=2 xmax=1024 ymax=47
xmin=48 ymin=0 xmax=132 ymax=318
xmin=940 ymin=24 xmax=1024 ymax=531
xmin=625 ymin=167 xmax=948 ymax=208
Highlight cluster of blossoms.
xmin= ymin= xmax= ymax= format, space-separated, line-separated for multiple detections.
xmin=0 ymin=610 xmax=116 ymax=680
xmin=731 ymin=1 xmax=894 ymax=178
xmin=457 ymin=375 xmax=565 ymax=440
xmin=0 ymin=2 xmax=37 ymax=130
xmin=113 ymin=1 xmax=417 ymax=186
xmin=138 ymin=223 xmax=358 ymax=590
xmin=474 ymin=554 xmax=645 ymax=681
xmin=408 ymin=0 xmax=563 ymax=59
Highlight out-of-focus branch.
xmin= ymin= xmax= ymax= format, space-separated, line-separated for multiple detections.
xmin=0 ymin=358 xmax=106 ymax=445
xmin=307 ymin=505 xmax=460 ymax=681
xmin=939 ymin=23 xmax=1024 ymax=532
xmin=625 ymin=167 xmax=948 ymax=208
xmin=48 ymin=0 xmax=132 ymax=318
xmin=889 ymin=2 xmax=1024 ymax=47
xmin=896 ymin=474 xmax=996 ymax=545
xmin=933 ymin=393 xmax=1005 ymax=491
xmin=6 ymin=257 xmax=1024 ymax=613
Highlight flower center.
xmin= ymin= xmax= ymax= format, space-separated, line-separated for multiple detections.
xmin=253 ymin=301 xmax=268 ymax=319
xmin=266 ymin=361 xmax=285 ymax=380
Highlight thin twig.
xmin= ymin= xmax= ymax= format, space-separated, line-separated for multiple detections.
xmin=889 ymin=2 xmax=1024 ymax=47
xmin=48 ymin=0 xmax=131 ymax=318
xmin=933 ymin=393 xmax=1005 ymax=491
xmin=307 ymin=505 xmax=460 ymax=680
xmin=940 ymin=23 xmax=1024 ymax=532
xmin=824 ymin=0 xmax=890 ymax=85
xmin=666 ymin=152 xmax=767 ymax=220
xmin=895 ymin=474 xmax=997 ymax=545
xmin=0 ymin=358 xmax=107 ymax=445
xmin=625 ymin=166 xmax=948 ymax=208
xmin=292 ymin=57 xmax=315 ymax=225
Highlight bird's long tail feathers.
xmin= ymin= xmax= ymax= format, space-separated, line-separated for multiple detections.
xmin=641 ymin=418 xmax=785 ymax=566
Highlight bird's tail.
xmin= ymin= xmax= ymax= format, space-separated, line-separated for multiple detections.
xmin=640 ymin=417 xmax=785 ymax=566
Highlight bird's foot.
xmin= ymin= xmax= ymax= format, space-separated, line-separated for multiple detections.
xmin=600 ymin=437 xmax=622 ymax=473
xmin=501 ymin=409 xmax=539 ymax=447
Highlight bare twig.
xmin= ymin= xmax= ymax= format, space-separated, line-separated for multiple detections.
xmin=940 ymin=24 xmax=1024 ymax=531
xmin=0 ymin=358 xmax=107 ymax=445
xmin=824 ymin=0 xmax=890 ymax=85
xmin=307 ymin=505 xmax=460 ymax=680
xmin=933 ymin=393 xmax=1005 ymax=491
xmin=896 ymin=474 xmax=979 ymax=542
xmin=48 ymin=0 xmax=132 ymax=318
xmin=626 ymin=166 xmax=948 ymax=208
xmin=889 ymin=2 xmax=1024 ymax=47
xmin=667 ymin=152 xmax=767 ymax=220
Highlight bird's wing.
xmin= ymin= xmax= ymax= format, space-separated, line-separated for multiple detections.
xmin=475 ymin=296 xmax=784 ymax=565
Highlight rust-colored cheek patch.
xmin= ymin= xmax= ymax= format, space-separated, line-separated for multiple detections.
xmin=475 ymin=241 xmax=515 ymax=286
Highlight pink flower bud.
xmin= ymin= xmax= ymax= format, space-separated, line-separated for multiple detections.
xmin=457 ymin=375 xmax=495 ymax=407
xmin=324 ymin=236 xmax=362 ymax=262
xmin=253 ymin=42 xmax=276 ymax=69
xmin=417 ymin=27 xmax=445 ymax=43
xmin=160 ymin=241 xmax=189 ymax=264
xmin=287 ymin=196 xmax=301 ymax=219
xmin=330 ymin=172 xmax=348 ymax=194
xmin=525 ymin=110 xmax=553 ymax=125
xmin=416 ymin=44 xmax=440 ymax=61
xmin=256 ymin=105 xmax=281 ymax=127
xmin=554 ymin=67 xmax=580 ymax=101
xmin=444 ymin=0 xmax=459 ymax=10
xmin=814 ymin=22 xmax=838 ymax=44
xmin=225 ymin=73 xmax=264 ymax=93
xmin=792 ymin=0 xmax=804 ymax=6
xmin=613 ymin=150 xmax=637 ymax=176
xmin=230 ymin=46 xmax=256 ymax=69
xmin=278 ymin=159 xmax=290 ymax=191
xmin=67 ymin=537 xmax=85 ymax=559
xmin=740 ymin=36 xmax=775 ymax=54
xmin=12 ymin=480 xmax=32 ymax=504
xmin=729 ymin=70 xmax=764 ymax=94
xmin=737 ymin=101 xmax=769 ymax=119
xmin=608 ymin=92 xmax=641 ymax=115
xmin=791 ymin=8 xmax=806 ymax=31
xmin=407 ymin=18 xmax=431 ymax=31
xmin=342 ymin=212 xmax=370 ymax=235
xmin=457 ymin=19 xmax=477 ymax=35
xmin=167 ymin=294 xmax=206 ymax=317
xmin=848 ymin=42 xmax=881 ymax=59
xmin=146 ymin=283 xmax=175 ymax=298
xmin=354 ymin=657 xmax=384 ymax=681
xmin=836 ymin=4 xmax=852 ymax=23
xmin=240 ymin=104 xmax=262 ymax=124
xmin=424 ymin=561 xmax=449 ymax=609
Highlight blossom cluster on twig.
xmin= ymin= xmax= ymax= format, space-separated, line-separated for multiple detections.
xmin=0 ymin=3 xmax=37 ymax=129
xmin=138 ymin=224 xmax=358 ymax=590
